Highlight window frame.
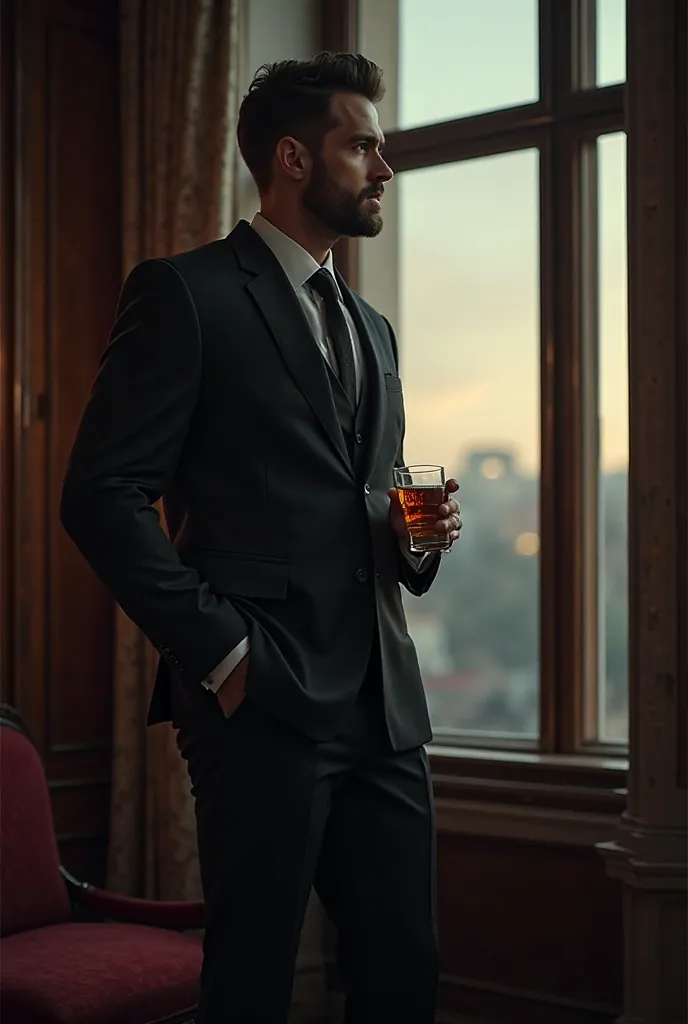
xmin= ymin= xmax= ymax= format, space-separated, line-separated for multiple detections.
xmin=324 ymin=0 xmax=628 ymax=804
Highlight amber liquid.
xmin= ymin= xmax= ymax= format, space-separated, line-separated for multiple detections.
xmin=397 ymin=484 xmax=450 ymax=553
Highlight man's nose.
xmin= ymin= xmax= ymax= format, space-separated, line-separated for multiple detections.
xmin=373 ymin=152 xmax=394 ymax=183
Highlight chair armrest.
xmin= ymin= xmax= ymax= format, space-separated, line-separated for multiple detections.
xmin=82 ymin=887 xmax=206 ymax=929
xmin=60 ymin=867 xmax=205 ymax=929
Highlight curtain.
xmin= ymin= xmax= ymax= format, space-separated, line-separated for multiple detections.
xmin=107 ymin=0 xmax=244 ymax=900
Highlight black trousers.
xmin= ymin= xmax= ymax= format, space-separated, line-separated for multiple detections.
xmin=172 ymin=663 xmax=438 ymax=1023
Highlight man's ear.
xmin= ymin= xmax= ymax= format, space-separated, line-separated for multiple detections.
xmin=275 ymin=137 xmax=312 ymax=183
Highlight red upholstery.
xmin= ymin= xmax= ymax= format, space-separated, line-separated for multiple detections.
xmin=1 ymin=922 xmax=201 ymax=1024
xmin=0 ymin=724 xmax=71 ymax=936
xmin=0 ymin=708 xmax=202 ymax=1024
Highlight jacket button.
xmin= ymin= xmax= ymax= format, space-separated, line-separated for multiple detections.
xmin=356 ymin=432 xmax=363 ymax=444
xmin=355 ymin=567 xmax=369 ymax=583
xmin=364 ymin=483 xmax=371 ymax=495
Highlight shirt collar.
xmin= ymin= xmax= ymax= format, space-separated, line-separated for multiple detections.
xmin=251 ymin=212 xmax=340 ymax=297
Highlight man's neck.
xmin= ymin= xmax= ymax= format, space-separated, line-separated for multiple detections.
xmin=258 ymin=207 xmax=337 ymax=266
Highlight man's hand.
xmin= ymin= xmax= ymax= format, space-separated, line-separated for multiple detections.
xmin=216 ymin=653 xmax=249 ymax=718
xmin=387 ymin=478 xmax=462 ymax=548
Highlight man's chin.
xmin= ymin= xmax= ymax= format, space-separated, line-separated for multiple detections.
xmin=348 ymin=214 xmax=384 ymax=238
xmin=316 ymin=208 xmax=384 ymax=239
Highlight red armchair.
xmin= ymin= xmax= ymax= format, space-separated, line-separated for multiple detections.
xmin=0 ymin=704 xmax=205 ymax=1024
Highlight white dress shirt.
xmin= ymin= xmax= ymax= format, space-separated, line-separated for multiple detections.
xmin=203 ymin=213 xmax=422 ymax=693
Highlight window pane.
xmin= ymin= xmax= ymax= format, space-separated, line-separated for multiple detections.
xmin=596 ymin=0 xmax=626 ymax=86
xmin=398 ymin=0 xmax=539 ymax=129
xmin=397 ymin=151 xmax=540 ymax=738
xmin=598 ymin=133 xmax=629 ymax=741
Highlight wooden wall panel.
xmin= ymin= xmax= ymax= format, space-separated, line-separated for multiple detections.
xmin=2 ymin=0 xmax=120 ymax=885
xmin=1 ymin=0 xmax=19 ymax=709
xmin=328 ymin=826 xmax=623 ymax=1024
xmin=45 ymin=14 xmax=120 ymax=758
xmin=436 ymin=834 xmax=623 ymax=1024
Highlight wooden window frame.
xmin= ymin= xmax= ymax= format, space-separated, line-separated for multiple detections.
xmin=321 ymin=0 xmax=627 ymax=812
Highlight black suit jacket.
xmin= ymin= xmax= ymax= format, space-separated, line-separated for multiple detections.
xmin=60 ymin=220 xmax=440 ymax=751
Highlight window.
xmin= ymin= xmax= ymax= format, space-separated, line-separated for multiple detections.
xmin=397 ymin=0 xmax=539 ymax=129
xmin=583 ymin=131 xmax=629 ymax=744
xmin=596 ymin=0 xmax=626 ymax=86
xmin=397 ymin=151 xmax=540 ymax=739
xmin=357 ymin=0 xmax=628 ymax=753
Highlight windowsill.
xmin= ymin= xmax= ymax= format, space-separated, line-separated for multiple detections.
xmin=425 ymin=745 xmax=627 ymax=845
xmin=428 ymin=744 xmax=628 ymax=819
xmin=430 ymin=743 xmax=628 ymax=772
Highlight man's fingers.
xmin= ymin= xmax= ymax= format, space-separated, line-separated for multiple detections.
xmin=435 ymin=510 xmax=462 ymax=538
xmin=438 ymin=498 xmax=459 ymax=517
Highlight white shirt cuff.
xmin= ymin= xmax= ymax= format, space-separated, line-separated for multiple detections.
xmin=399 ymin=536 xmax=428 ymax=569
xmin=202 ymin=636 xmax=250 ymax=692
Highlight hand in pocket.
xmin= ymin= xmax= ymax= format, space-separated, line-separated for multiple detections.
xmin=216 ymin=654 xmax=249 ymax=718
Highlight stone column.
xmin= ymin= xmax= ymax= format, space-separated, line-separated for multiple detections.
xmin=598 ymin=2 xmax=687 ymax=1022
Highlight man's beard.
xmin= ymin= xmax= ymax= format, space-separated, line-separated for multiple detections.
xmin=303 ymin=157 xmax=383 ymax=238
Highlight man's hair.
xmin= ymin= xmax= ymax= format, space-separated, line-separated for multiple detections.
xmin=237 ymin=52 xmax=385 ymax=193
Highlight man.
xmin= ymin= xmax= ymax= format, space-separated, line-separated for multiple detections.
xmin=61 ymin=53 xmax=462 ymax=1023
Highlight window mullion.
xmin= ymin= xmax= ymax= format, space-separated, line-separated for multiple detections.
xmin=551 ymin=123 xmax=587 ymax=755
xmin=539 ymin=129 xmax=557 ymax=753
xmin=538 ymin=0 xmax=555 ymax=112
xmin=548 ymin=0 xmax=599 ymax=755
xmin=572 ymin=0 xmax=598 ymax=91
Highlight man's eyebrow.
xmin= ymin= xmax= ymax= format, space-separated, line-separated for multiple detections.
xmin=348 ymin=132 xmax=386 ymax=147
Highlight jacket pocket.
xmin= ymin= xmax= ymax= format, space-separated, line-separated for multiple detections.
xmin=189 ymin=551 xmax=288 ymax=600
xmin=384 ymin=373 xmax=403 ymax=392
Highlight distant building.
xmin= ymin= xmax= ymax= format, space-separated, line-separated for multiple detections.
xmin=464 ymin=449 xmax=517 ymax=481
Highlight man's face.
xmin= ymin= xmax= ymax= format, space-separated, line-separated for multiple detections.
xmin=302 ymin=92 xmax=393 ymax=238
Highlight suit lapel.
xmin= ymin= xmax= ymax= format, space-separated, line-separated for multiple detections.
xmin=229 ymin=221 xmax=354 ymax=477
xmin=336 ymin=271 xmax=387 ymax=483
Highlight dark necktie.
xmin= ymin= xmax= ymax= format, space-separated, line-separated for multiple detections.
xmin=308 ymin=268 xmax=357 ymax=407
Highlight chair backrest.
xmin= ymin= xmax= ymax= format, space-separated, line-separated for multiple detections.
xmin=0 ymin=706 xmax=71 ymax=936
